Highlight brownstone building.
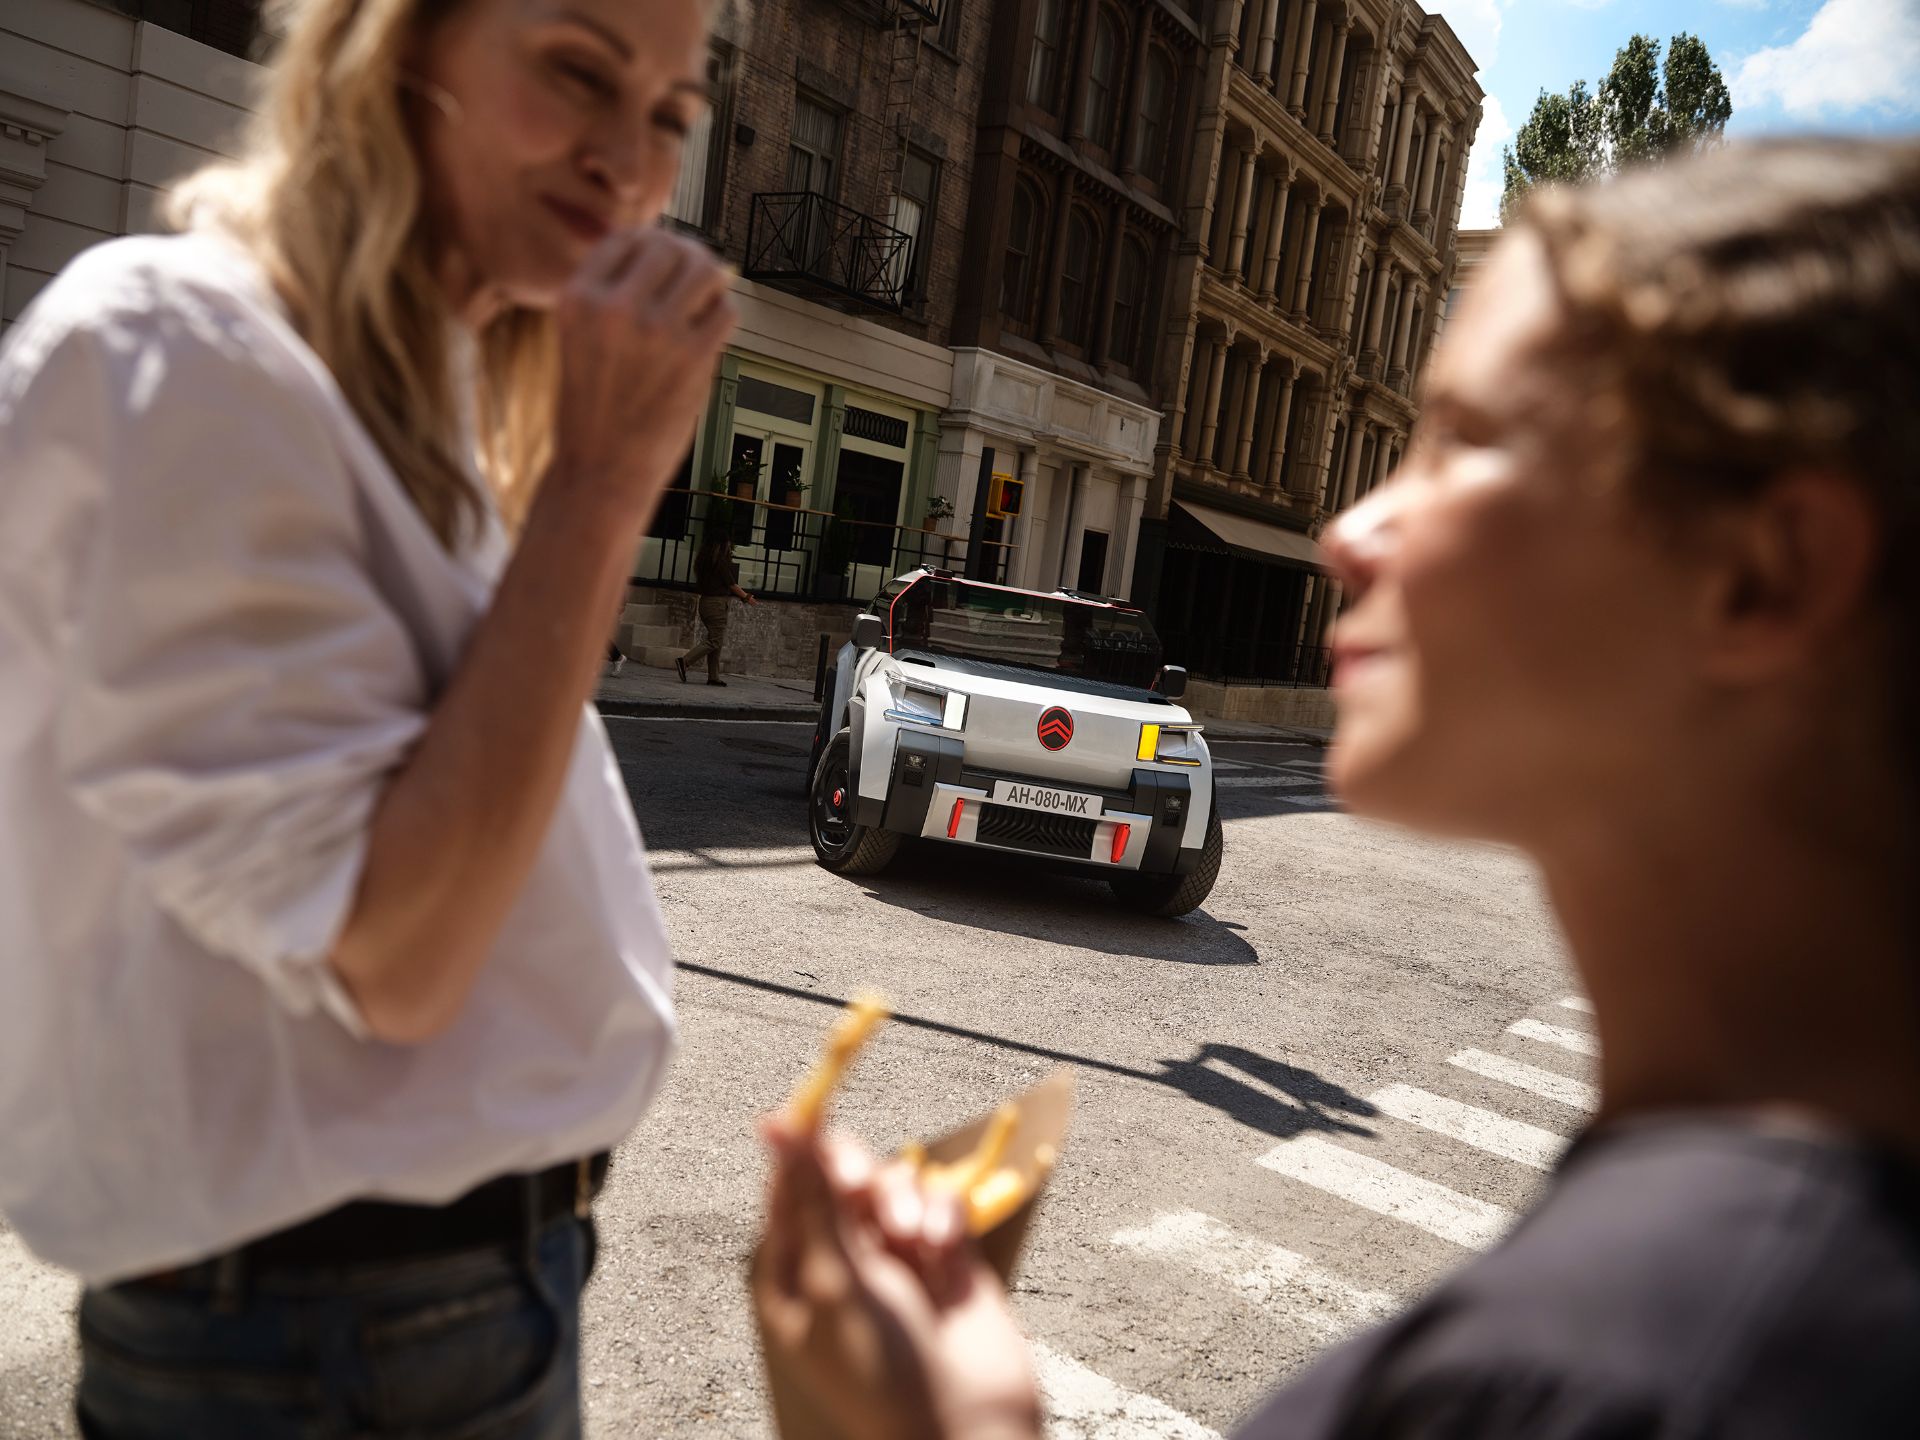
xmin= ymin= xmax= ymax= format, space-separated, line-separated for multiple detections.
xmin=933 ymin=1 xmax=1207 ymax=599
xmin=1136 ymin=0 xmax=1481 ymax=699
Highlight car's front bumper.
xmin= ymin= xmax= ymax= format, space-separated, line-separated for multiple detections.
xmin=852 ymin=728 xmax=1207 ymax=875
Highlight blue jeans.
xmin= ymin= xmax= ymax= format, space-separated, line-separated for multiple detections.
xmin=75 ymin=1214 xmax=592 ymax=1439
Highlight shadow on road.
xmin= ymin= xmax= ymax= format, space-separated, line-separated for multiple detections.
xmin=853 ymin=846 xmax=1259 ymax=966
xmin=677 ymin=963 xmax=1374 ymax=1142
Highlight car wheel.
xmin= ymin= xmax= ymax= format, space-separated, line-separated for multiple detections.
xmin=1110 ymin=805 xmax=1223 ymax=917
xmin=809 ymin=729 xmax=903 ymax=876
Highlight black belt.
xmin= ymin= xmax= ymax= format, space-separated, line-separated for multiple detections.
xmin=126 ymin=1153 xmax=611 ymax=1288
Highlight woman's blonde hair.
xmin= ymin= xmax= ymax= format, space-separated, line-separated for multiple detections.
xmin=169 ymin=0 xmax=557 ymax=547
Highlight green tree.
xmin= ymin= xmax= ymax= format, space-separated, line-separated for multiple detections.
xmin=1500 ymin=32 xmax=1732 ymax=221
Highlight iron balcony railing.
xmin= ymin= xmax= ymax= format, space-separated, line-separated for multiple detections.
xmin=637 ymin=488 xmax=1012 ymax=604
xmin=743 ymin=192 xmax=914 ymax=313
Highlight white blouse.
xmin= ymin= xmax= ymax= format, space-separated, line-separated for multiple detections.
xmin=0 ymin=231 xmax=677 ymax=1284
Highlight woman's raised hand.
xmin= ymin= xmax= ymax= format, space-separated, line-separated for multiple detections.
xmin=549 ymin=226 xmax=737 ymax=528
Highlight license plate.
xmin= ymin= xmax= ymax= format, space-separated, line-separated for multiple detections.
xmin=989 ymin=781 xmax=1103 ymax=818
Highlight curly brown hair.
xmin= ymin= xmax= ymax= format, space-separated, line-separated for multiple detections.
xmin=1517 ymin=137 xmax=1920 ymax=760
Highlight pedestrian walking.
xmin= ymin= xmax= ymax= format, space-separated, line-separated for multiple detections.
xmin=0 ymin=0 xmax=734 ymax=1436
xmin=677 ymin=534 xmax=758 ymax=686
xmin=751 ymin=137 xmax=1920 ymax=1439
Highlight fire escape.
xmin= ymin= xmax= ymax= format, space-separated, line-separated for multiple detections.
xmin=743 ymin=0 xmax=940 ymax=313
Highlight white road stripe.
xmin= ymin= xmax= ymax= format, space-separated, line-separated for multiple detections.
xmin=1110 ymin=1211 xmax=1398 ymax=1340
xmin=1255 ymin=1136 xmax=1515 ymax=1251
xmin=1448 ymin=1049 xmax=1598 ymax=1111
xmin=1368 ymin=1084 xmax=1568 ymax=1170
xmin=1508 ymin=1018 xmax=1600 ymax=1057
xmin=1031 ymin=1341 xmax=1222 ymax=1440
xmin=1557 ymin=996 xmax=1595 ymax=1014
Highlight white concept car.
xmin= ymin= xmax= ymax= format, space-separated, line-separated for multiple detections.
xmin=805 ymin=569 xmax=1222 ymax=917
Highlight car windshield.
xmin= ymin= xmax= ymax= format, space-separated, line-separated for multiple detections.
xmin=884 ymin=577 xmax=1163 ymax=689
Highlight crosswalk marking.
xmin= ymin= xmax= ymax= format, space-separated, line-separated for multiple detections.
xmin=1508 ymin=1017 xmax=1600 ymax=1057
xmin=1557 ymin=996 xmax=1595 ymax=1014
xmin=1368 ymin=1083 xmax=1567 ymax=1171
xmin=1110 ymin=1211 xmax=1398 ymax=1340
xmin=1448 ymin=1048 xmax=1598 ymax=1111
xmin=1031 ymin=1341 xmax=1223 ymax=1440
xmin=1255 ymin=1135 xmax=1515 ymax=1251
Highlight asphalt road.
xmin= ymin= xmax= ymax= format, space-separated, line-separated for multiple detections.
xmin=0 ymin=715 xmax=1593 ymax=1439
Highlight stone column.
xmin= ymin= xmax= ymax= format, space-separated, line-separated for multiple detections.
xmin=1414 ymin=123 xmax=1447 ymax=225
xmin=1337 ymin=417 xmax=1370 ymax=510
xmin=1257 ymin=168 xmax=1293 ymax=298
xmin=1286 ymin=0 xmax=1320 ymax=117
xmin=1264 ymin=363 xmax=1298 ymax=490
xmin=1233 ymin=351 xmax=1265 ymax=476
xmin=1363 ymin=256 xmax=1394 ymax=359
xmin=1367 ymin=66 xmax=1399 ymax=177
xmin=1410 ymin=124 xmax=1439 ymax=223
xmin=1225 ymin=143 xmax=1260 ymax=279
xmin=1196 ymin=336 xmax=1229 ymax=460
xmin=1337 ymin=220 xmax=1370 ymax=342
xmin=1388 ymin=88 xmax=1420 ymax=190
xmin=1388 ymin=280 xmax=1420 ymax=376
xmin=1039 ymin=170 xmax=1075 ymax=344
xmin=1118 ymin=12 xmax=1156 ymax=178
xmin=1253 ymin=0 xmax=1285 ymax=84
xmin=1317 ymin=18 xmax=1353 ymax=143
xmin=1115 ymin=472 xmax=1149 ymax=597
xmin=1290 ymin=195 xmax=1327 ymax=318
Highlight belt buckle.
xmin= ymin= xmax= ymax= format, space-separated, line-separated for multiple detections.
xmin=574 ymin=1156 xmax=592 ymax=1219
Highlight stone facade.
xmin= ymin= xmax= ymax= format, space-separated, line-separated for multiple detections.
xmin=1137 ymin=0 xmax=1481 ymax=685
xmin=619 ymin=587 xmax=862 ymax=682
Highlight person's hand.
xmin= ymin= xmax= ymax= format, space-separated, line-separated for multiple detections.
xmin=747 ymin=592 xmax=760 ymax=607
xmin=547 ymin=228 xmax=737 ymax=529
xmin=751 ymin=1116 xmax=1042 ymax=1440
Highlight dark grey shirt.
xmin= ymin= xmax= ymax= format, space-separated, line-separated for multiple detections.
xmin=1234 ymin=1117 xmax=1920 ymax=1439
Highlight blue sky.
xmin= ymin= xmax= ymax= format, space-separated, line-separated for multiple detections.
xmin=1423 ymin=0 xmax=1920 ymax=227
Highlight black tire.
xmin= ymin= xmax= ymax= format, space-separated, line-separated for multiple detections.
xmin=803 ymin=668 xmax=837 ymax=797
xmin=809 ymin=729 xmax=903 ymax=876
xmin=1110 ymin=804 xmax=1223 ymax=917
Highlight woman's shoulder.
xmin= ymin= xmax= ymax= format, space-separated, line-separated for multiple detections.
xmin=1 ymin=230 xmax=307 ymax=399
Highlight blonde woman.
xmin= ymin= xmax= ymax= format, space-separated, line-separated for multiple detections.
xmin=753 ymin=138 xmax=1920 ymax=1439
xmin=0 ymin=0 xmax=732 ymax=1434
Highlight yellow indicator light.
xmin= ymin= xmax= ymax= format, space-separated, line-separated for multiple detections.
xmin=1136 ymin=724 xmax=1160 ymax=762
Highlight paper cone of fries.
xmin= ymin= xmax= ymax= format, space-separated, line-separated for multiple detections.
xmin=758 ymin=996 xmax=1074 ymax=1439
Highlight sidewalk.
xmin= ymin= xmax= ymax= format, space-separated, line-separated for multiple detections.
xmin=596 ymin=662 xmax=820 ymax=722
xmin=594 ymin=662 xmax=1330 ymax=743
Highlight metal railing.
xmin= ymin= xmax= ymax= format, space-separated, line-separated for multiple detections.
xmin=744 ymin=192 xmax=913 ymax=313
xmin=637 ymin=489 xmax=1011 ymax=604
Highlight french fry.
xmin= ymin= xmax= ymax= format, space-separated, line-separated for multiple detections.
xmin=786 ymin=991 xmax=888 ymax=1131
xmin=921 ymin=1102 xmax=1018 ymax=1197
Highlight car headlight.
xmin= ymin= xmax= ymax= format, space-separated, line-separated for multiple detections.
xmin=1137 ymin=723 xmax=1202 ymax=765
xmin=888 ymin=682 xmax=967 ymax=731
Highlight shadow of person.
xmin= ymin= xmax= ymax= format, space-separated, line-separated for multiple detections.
xmin=1153 ymin=1041 xmax=1379 ymax=1141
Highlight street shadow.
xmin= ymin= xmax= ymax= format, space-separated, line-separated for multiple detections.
xmin=678 ymin=962 xmax=1376 ymax=1144
xmin=1154 ymin=1042 xmax=1377 ymax=1141
xmin=854 ymin=844 xmax=1259 ymax=966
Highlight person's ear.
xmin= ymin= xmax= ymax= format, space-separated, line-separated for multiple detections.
xmin=1694 ymin=471 xmax=1880 ymax=684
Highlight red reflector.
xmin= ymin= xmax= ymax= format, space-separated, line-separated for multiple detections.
xmin=1110 ymin=822 xmax=1132 ymax=863
xmin=948 ymin=799 xmax=965 ymax=838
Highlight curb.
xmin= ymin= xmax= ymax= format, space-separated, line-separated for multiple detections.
xmin=596 ymin=698 xmax=818 ymax=723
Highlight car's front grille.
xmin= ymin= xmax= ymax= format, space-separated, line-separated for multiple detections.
xmin=974 ymin=804 xmax=1096 ymax=859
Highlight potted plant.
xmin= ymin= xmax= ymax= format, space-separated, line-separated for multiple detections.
xmin=712 ymin=455 xmax=761 ymax=503
xmin=923 ymin=493 xmax=955 ymax=530
xmin=780 ymin=475 xmax=810 ymax=510
xmin=814 ymin=499 xmax=857 ymax=601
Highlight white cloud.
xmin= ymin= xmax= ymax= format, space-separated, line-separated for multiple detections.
xmin=1424 ymin=1 xmax=1506 ymax=73
xmin=1732 ymin=0 xmax=1920 ymax=120
xmin=1458 ymin=94 xmax=1512 ymax=229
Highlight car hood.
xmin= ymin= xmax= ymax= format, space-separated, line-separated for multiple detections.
xmin=894 ymin=650 xmax=1193 ymax=726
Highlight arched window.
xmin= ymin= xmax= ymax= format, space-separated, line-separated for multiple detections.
xmin=1058 ymin=208 xmax=1099 ymax=347
xmin=1130 ymin=47 xmax=1175 ymax=181
xmin=1109 ymin=235 xmax=1152 ymax=372
xmin=1027 ymin=0 xmax=1063 ymax=110
xmin=1082 ymin=8 xmax=1122 ymax=149
xmin=1002 ymin=178 xmax=1046 ymax=327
